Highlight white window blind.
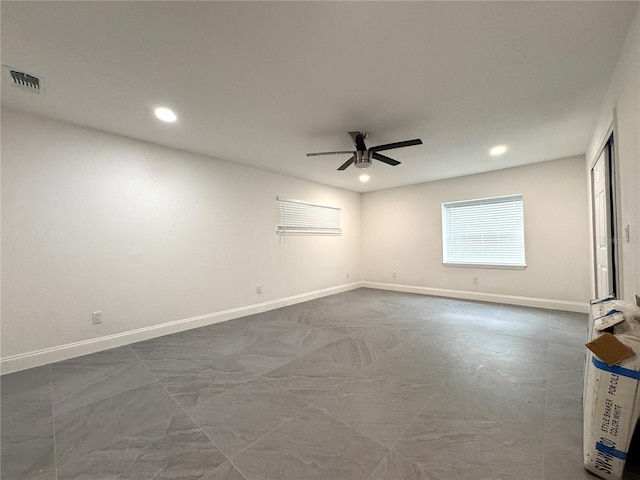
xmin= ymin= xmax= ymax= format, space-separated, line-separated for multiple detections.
xmin=442 ymin=194 xmax=525 ymax=267
xmin=277 ymin=198 xmax=342 ymax=235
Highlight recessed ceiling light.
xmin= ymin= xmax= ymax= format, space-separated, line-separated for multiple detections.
xmin=359 ymin=174 xmax=370 ymax=183
xmin=489 ymin=145 xmax=507 ymax=156
xmin=154 ymin=107 xmax=177 ymax=123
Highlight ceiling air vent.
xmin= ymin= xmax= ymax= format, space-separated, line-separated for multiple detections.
xmin=3 ymin=65 xmax=44 ymax=94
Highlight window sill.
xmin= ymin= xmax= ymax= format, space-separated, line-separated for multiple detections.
xmin=442 ymin=262 xmax=527 ymax=270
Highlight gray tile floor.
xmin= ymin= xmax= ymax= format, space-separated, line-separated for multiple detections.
xmin=2 ymin=288 xmax=640 ymax=480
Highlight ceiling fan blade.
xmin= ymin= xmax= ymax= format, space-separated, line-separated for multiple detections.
xmin=348 ymin=131 xmax=367 ymax=151
xmin=337 ymin=155 xmax=355 ymax=170
xmin=369 ymin=138 xmax=423 ymax=153
xmin=307 ymin=150 xmax=354 ymax=157
xmin=372 ymin=152 xmax=400 ymax=166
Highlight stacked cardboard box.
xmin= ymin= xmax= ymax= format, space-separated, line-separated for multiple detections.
xmin=583 ymin=297 xmax=640 ymax=479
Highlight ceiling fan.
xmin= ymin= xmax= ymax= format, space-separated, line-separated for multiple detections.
xmin=307 ymin=131 xmax=423 ymax=171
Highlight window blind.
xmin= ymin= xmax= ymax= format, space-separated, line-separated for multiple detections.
xmin=277 ymin=198 xmax=342 ymax=235
xmin=442 ymin=194 xmax=525 ymax=267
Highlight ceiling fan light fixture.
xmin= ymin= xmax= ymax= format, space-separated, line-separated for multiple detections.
xmin=355 ymin=150 xmax=372 ymax=168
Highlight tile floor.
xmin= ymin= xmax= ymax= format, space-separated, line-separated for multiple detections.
xmin=2 ymin=288 xmax=639 ymax=480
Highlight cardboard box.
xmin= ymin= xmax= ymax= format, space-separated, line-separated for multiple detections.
xmin=584 ymin=303 xmax=640 ymax=479
xmin=584 ymin=299 xmax=619 ymax=403
xmin=586 ymin=332 xmax=635 ymax=366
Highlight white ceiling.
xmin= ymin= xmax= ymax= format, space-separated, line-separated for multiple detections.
xmin=1 ymin=1 xmax=636 ymax=193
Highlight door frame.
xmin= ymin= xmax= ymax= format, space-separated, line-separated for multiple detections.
xmin=589 ymin=126 xmax=621 ymax=298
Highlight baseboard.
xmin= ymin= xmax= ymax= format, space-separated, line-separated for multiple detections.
xmin=1 ymin=280 xmax=589 ymax=374
xmin=0 ymin=282 xmax=363 ymax=375
xmin=361 ymin=281 xmax=590 ymax=313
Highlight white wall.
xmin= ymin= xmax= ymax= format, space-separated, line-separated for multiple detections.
xmin=361 ymin=156 xmax=591 ymax=307
xmin=587 ymin=7 xmax=640 ymax=303
xmin=1 ymin=108 xmax=361 ymax=363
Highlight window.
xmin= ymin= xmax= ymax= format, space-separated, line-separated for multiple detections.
xmin=442 ymin=194 xmax=525 ymax=268
xmin=277 ymin=198 xmax=342 ymax=235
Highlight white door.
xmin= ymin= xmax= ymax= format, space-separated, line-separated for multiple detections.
xmin=592 ymin=151 xmax=609 ymax=297
xmin=592 ymin=149 xmax=614 ymax=297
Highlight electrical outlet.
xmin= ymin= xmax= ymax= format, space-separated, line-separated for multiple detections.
xmin=92 ymin=311 xmax=102 ymax=324
xmin=392 ymin=271 xmax=397 ymax=278
xmin=472 ymin=277 xmax=479 ymax=284
xmin=256 ymin=285 xmax=262 ymax=294
xmin=346 ymin=272 xmax=350 ymax=279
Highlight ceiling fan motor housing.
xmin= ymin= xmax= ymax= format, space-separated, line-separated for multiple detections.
xmin=355 ymin=150 xmax=372 ymax=168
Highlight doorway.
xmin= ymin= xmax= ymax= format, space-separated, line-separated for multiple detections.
xmin=591 ymin=133 xmax=619 ymax=298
